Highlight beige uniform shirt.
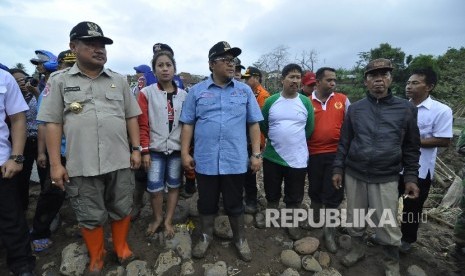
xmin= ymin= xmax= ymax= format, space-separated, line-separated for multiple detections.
xmin=37 ymin=64 xmax=141 ymax=177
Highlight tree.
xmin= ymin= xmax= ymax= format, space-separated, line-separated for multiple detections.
xmin=335 ymin=67 xmax=366 ymax=102
xmin=253 ymin=45 xmax=291 ymax=93
xmin=14 ymin=63 xmax=27 ymax=73
xmin=435 ymin=47 xmax=465 ymax=114
xmin=406 ymin=54 xmax=439 ymax=76
xmin=356 ymin=43 xmax=408 ymax=96
xmin=295 ymin=49 xmax=318 ymax=72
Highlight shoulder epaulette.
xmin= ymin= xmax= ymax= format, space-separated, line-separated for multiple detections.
xmin=50 ymin=67 xmax=71 ymax=77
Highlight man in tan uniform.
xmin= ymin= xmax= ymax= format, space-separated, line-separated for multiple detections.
xmin=37 ymin=21 xmax=142 ymax=274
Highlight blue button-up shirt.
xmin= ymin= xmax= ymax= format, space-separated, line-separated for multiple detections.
xmin=180 ymin=76 xmax=263 ymax=175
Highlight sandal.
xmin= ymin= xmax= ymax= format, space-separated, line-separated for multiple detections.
xmin=32 ymin=238 xmax=53 ymax=252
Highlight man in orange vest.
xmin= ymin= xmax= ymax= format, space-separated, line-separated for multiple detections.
xmin=242 ymin=66 xmax=270 ymax=213
xmin=308 ymin=67 xmax=350 ymax=252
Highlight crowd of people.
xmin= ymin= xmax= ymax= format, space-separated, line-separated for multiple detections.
xmin=0 ymin=20 xmax=462 ymax=276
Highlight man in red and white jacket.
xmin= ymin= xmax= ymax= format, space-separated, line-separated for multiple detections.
xmin=307 ymin=67 xmax=350 ymax=253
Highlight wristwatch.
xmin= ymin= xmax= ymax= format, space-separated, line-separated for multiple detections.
xmin=9 ymin=155 xmax=25 ymax=164
xmin=251 ymin=152 xmax=263 ymax=159
xmin=131 ymin=145 xmax=142 ymax=151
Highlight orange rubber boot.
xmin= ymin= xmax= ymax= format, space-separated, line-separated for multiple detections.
xmin=111 ymin=216 xmax=134 ymax=264
xmin=81 ymin=226 xmax=105 ymax=273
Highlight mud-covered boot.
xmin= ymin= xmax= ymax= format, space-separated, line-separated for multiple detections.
xmin=301 ymin=201 xmax=323 ymax=230
xmin=310 ymin=201 xmax=322 ymax=224
xmin=192 ymin=215 xmax=215 ymax=259
xmin=324 ymin=226 xmax=338 ymax=253
xmin=341 ymin=237 xmax=365 ymax=267
xmin=383 ymin=245 xmax=400 ymax=276
xmin=229 ymin=215 xmax=252 ymax=262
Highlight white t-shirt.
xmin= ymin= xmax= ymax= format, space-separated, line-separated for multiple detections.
xmin=268 ymin=94 xmax=309 ymax=168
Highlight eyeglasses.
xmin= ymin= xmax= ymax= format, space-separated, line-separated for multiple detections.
xmin=214 ymin=57 xmax=236 ymax=65
xmin=366 ymin=71 xmax=391 ymax=80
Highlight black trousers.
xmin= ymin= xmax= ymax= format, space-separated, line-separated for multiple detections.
xmin=30 ymin=156 xmax=66 ymax=240
xmin=196 ymin=173 xmax=245 ymax=217
xmin=263 ymin=159 xmax=307 ymax=208
xmin=398 ymin=171 xmax=431 ymax=243
xmin=308 ymin=153 xmax=344 ymax=208
xmin=244 ymin=168 xmax=257 ymax=205
xmin=244 ymin=146 xmax=257 ymax=204
xmin=0 ymin=173 xmax=35 ymax=274
xmin=15 ymin=136 xmax=47 ymax=210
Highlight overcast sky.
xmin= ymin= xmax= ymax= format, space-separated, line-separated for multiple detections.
xmin=1 ymin=0 xmax=464 ymax=77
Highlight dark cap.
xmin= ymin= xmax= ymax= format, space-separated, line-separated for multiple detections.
xmin=364 ymin=58 xmax=394 ymax=75
xmin=234 ymin=58 xmax=245 ymax=70
xmin=57 ymin=50 xmax=77 ymax=64
xmin=302 ymin=71 xmax=317 ymax=86
xmin=69 ymin=21 xmax=113 ymax=44
xmin=208 ymin=41 xmax=241 ymax=60
xmin=133 ymin=64 xmax=151 ymax=74
xmin=242 ymin=66 xmax=261 ymax=79
xmin=153 ymin=43 xmax=174 ymax=56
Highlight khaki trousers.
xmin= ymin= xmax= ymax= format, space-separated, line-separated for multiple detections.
xmin=345 ymin=172 xmax=401 ymax=246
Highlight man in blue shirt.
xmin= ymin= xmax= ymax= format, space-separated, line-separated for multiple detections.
xmin=180 ymin=41 xmax=263 ymax=262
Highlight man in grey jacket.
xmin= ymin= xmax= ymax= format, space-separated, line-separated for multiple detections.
xmin=332 ymin=58 xmax=421 ymax=276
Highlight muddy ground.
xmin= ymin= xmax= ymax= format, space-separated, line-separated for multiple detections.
xmin=1 ymin=139 xmax=465 ymax=276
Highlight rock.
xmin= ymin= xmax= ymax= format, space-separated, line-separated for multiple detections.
xmin=407 ymin=265 xmax=427 ymax=276
xmin=314 ymin=251 xmax=320 ymax=259
xmin=59 ymin=242 xmax=88 ymax=276
xmin=41 ymin=261 xmax=56 ymax=271
xmin=282 ymin=241 xmax=294 ymax=249
xmin=313 ymin=267 xmax=342 ymax=276
xmin=165 ymin=228 xmax=192 ymax=260
xmin=280 ymin=268 xmax=300 ymax=276
xmin=227 ymin=267 xmax=241 ymax=275
xmin=173 ymin=200 xmax=190 ymax=224
xmin=214 ymin=215 xmax=233 ymax=239
xmin=154 ymin=250 xmax=181 ymax=275
xmin=301 ymin=255 xmax=322 ymax=272
xmin=244 ymin=214 xmax=254 ymax=226
xmin=203 ymin=261 xmax=227 ymax=276
xmin=294 ymin=237 xmax=320 ymax=254
xmin=105 ymin=266 xmax=125 ymax=276
xmin=318 ymin=251 xmax=331 ymax=268
xmin=255 ymin=211 xmax=266 ymax=229
xmin=280 ymin=249 xmax=301 ymax=270
xmin=338 ymin=234 xmax=352 ymax=250
xmin=126 ymin=260 xmax=151 ymax=276
xmin=180 ymin=260 xmax=195 ymax=275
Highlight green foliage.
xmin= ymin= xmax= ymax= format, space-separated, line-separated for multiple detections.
xmin=335 ymin=67 xmax=365 ymax=102
xmin=435 ymin=47 xmax=465 ymax=112
xmin=357 ymin=43 xmax=408 ymax=97
xmin=407 ymin=54 xmax=440 ymax=77
xmin=253 ymin=43 xmax=465 ymax=115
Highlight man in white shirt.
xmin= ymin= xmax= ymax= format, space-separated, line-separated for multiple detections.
xmin=0 ymin=68 xmax=36 ymax=275
xmin=399 ymin=68 xmax=453 ymax=252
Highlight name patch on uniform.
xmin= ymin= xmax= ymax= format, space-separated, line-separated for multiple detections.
xmin=64 ymin=86 xmax=81 ymax=92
